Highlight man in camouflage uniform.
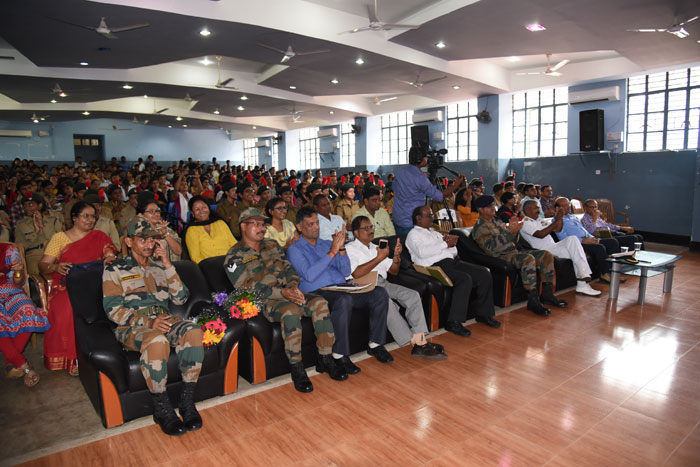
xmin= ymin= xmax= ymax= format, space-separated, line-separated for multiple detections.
xmin=15 ymin=193 xmax=63 ymax=276
xmin=103 ymin=216 xmax=203 ymax=436
xmin=471 ymin=195 xmax=565 ymax=316
xmin=224 ymin=207 xmax=347 ymax=393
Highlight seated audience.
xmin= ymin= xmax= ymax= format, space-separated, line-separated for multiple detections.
xmin=264 ymin=197 xmax=298 ymax=248
xmin=406 ymin=205 xmax=500 ymax=335
xmin=519 ymin=200 xmax=601 ymax=296
xmin=351 ymin=187 xmax=396 ymax=238
xmin=454 ymin=187 xmax=479 ymax=227
xmin=278 ymin=186 xmax=299 ymax=224
xmin=539 ymin=185 xmax=555 ymax=217
xmin=519 ymin=184 xmax=544 ymax=218
xmin=255 ymin=185 xmax=271 ymax=210
xmin=471 ymin=196 xmax=563 ymax=316
xmin=138 ymin=198 xmax=182 ymax=262
xmin=0 ymin=242 xmax=50 ymax=387
xmin=493 ymin=183 xmax=505 ymax=208
xmin=184 ymin=196 xmax=237 ymax=263
xmin=229 ymin=181 xmax=256 ymax=238
xmin=103 ymin=217 xmax=203 ymax=436
xmin=347 ymin=216 xmax=446 ymax=359
xmin=85 ymin=192 xmax=120 ymax=247
xmin=224 ymin=207 xmax=347 ymax=392
xmin=287 ymin=207 xmax=391 ymax=374
xmin=313 ymin=195 xmax=345 ymax=241
xmin=334 ymin=183 xmax=359 ymax=227
xmin=216 ymin=181 xmax=238 ymax=233
xmin=581 ymin=199 xmax=644 ymax=250
xmin=15 ymin=193 xmax=63 ymax=276
xmin=497 ymin=192 xmax=519 ymax=223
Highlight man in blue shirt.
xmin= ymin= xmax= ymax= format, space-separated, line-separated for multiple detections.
xmin=392 ymin=146 xmax=465 ymax=235
xmin=287 ymin=207 xmax=392 ymax=375
xmin=555 ymin=197 xmax=616 ymax=283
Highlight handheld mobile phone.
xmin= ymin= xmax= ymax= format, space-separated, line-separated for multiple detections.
xmin=378 ymin=239 xmax=388 ymax=249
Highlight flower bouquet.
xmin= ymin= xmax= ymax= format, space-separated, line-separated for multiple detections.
xmin=212 ymin=288 xmax=262 ymax=320
xmin=194 ymin=311 xmax=227 ymax=348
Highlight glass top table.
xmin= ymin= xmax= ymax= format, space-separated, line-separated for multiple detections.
xmin=606 ymin=251 xmax=682 ymax=305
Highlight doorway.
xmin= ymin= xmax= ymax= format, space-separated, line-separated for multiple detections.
xmin=73 ymin=134 xmax=105 ymax=164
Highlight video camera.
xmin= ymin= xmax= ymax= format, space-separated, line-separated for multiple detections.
xmin=411 ymin=143 xmax=448 ymax=173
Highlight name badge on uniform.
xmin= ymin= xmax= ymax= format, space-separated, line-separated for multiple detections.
xmin=120 ymin=273 xmax=142 ymax=282
xmin=242 ymin=255 xmax=259 ymax=264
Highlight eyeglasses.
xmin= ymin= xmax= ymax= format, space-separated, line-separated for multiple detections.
xmin=358 ymin=225 xmax=375 ymax=231
xmin=422 ymin=212 xmax=435 ymax=218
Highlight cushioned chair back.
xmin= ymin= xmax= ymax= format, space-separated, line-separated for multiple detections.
xmin=170 ymin=260 xmax=211 ymax=318
xmin=68 ymin=270 xmax=107 ymax=325
xmin=198 ymin=255 xmax=234 ymax=294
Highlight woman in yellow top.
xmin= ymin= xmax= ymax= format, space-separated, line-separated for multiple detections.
xmin=184 ymin=196 xmax=237 ymax=263
xmin=264 ymin=197 xmax=298 ymax=248
xmin=454 ymin=187 xmax=479 ymax=227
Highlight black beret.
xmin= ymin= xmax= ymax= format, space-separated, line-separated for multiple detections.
xmin=474 ymin=195 xmax=496 ymax=209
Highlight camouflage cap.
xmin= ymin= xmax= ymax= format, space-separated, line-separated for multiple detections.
xmin=126 ymin=215 xmax=163 ymax=238
xmin=238 ymin=207 xmax=268 ymax=224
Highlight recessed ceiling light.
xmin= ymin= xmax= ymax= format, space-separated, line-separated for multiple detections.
xmin=237 ymin=106 xmax=245 ymax=111
xmin=122 ymin=84 xmax=133 ymax=90
xmin=526 ymin=23 xmax=546 ymax=31
xmin=176 ymin=116 xmax=183 ymax=121
xmin=199 ymin=28 xmax=211 ymax=36
xmin=58 ymin=92 xmax=67 ymax=97
xmin=329 ymin=111 xmax=334 ymax=115
xmin=33 ymin=118 xmax=39 ymax=123
xmin=79 ymin=61 xmax=89 ymax=66
xmin=200 ymin=57 xmax=213 ymax=65
xmin=330 ymin=78 xmax=339 ymax=85
xmin=213 ymin=109 xmax=220 ymax=114
xmin=168 ymin=125 xmax=172 ymax=128
xmin=355 ymin=57 xmax=365 ymax=65
xmin=252 ymin=126 xmax=257 ymax=129
xmin=82 ymin=111 xmax=90 ymax=116
xmin=50 ymin=99 xmax=57 ymax=104
xmin=452 ymin=85 xmax=461 ymax=90
xmin=507 ymin=56 xmax=520 ymax=62
xmin=143 ymin=95 xmax=148 ymax=98
xmin=183 ymin=124 xmax=188 ymax=127
xmin=289 ymin=85 xmax=297 ymax=90
xmin=240 ymin=95 xmax=248 ymax=101
xmin=435 ymin=41 xmax=446 ymax=49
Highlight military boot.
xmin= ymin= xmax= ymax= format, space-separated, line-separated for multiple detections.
xmin=290 ymin=362 xmax=313 ymax=393
xmin=527 ymin=288 xmax=551 ymax=316
xmin=151 ymin=392 xmax=186 ymax=436
xmin=316 ymin=354 xmax=348 ymax=381
xmin=540 ymin=282 xmax=568 ymax=307
xmin=178 ymin=383 xmax=203 ymax=431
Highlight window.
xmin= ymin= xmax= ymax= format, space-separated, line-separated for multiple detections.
xmin=381 ymin=111 xmax=414 ymax=165
xmin=446 ymin=100 xmax=478 ymax=160
xmin=626 ymin=67 xmax=700 ymax=151
xmin=271 ymin=138 xmax=279 ymax=169
xmin=243 ymin=138 xmax=257 ymax=167
xmin=299 ymin=127 xmax=319 ymax=170
xmin=512 ymin=88 xmax=568 ymax=157
xmin=340 ymin=122 xmax=356 ymax=167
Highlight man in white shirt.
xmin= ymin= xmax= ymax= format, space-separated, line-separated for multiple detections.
xmin=351 ymin=187 xmax=395 ymax=238
xmin=346 ymin=216 xmax=446 ymax=359
xmin=520 ymin=200 xmax=601 ymax=296
xmin=406 ymin=205 xmax=499 ymax=337
xmin=519 ymin=184 xmax=544 ymax=219
xmin=313 ymin=195 xmax=346 ymax=241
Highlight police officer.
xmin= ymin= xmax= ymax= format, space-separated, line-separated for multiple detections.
xmin=471 ymin=195 xmax=566 ymax=316
xmin=224 ymin=207 xmax=347 ymax=393
xmin=15 ymin=193 xmax=63 ymax=276
xmin=103 ymin=216 xmax=204 ymax=436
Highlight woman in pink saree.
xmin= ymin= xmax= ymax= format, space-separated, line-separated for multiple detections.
xmin=39 ymin=201 xmax=118 ymax=375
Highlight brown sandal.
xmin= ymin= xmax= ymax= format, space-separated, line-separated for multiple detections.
xmin=22 ymin=364 xmax=40 ymax=387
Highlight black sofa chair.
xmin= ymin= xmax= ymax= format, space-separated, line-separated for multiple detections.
xmin=68 ymin=260 xmax=246 ymax=428
xmin=451 ymin=228 xmax=577 ymax=307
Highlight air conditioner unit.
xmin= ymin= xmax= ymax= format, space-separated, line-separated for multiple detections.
xmin=412 ymin=110 xmax=443 ymax=124
xmin=317 ymin=128 xmax=338 ymax=138
xmin=568 ymin=86 xmax=620 ymax=105
xmin=255 ymin=139 xmax=270 ymax=148
xmin=0 ymin=129 xmax=32 ymax=138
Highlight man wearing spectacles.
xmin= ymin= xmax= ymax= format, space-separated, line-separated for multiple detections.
xmin=224 ymin=207 xmax=347 ymax=393
xmin=406 ymin=205 xmax=499 ymax=336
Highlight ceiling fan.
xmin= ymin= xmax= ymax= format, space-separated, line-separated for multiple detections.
xmin=51 ymin=16 xmax=150 ymax=40
xmin=627 ymin=15 xmax=698 ymax=39
xmin=152 ymin=100 xmax=168 ymax=114
xmin=372 ymin=96 xmax=398 ymax=105
xmin=516 ymin=54 xmax=570 ymax=77
xmin=50 ymin=82 xmax=90 ymax=97
xmin=184 ymin=92 xmax=206 ymax=102
xmin=0 ymin=56 xmax=15 ymax=60
xmin=396 ymin=73 xmax=447 ymax=88
xmin=30 ymin=112 xmax=50 ymax=122
xmin=213 ymin=56 xmax=237 ymax=89
xmin=99 ymin=124 xmax=132 ymax=131
xmin=340 ymin=0 xmax=420 ymax=34
xmin=257 ymin=43 xmax=330 ymax=63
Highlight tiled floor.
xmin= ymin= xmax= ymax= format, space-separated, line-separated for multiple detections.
xmin=18 ymin=250 xmax=700 ymax=466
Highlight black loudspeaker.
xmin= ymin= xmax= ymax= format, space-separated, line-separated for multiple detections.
xmin=410 ymin=125 xmax=430 ymax=149
xmin=579 ymin=109 xmax=604 ymax=151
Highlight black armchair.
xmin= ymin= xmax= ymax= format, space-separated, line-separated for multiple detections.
xmin=68 ymin=260 xmax=245 ymax=428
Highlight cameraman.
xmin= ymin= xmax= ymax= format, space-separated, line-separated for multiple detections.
xmin=392 ymin=146 xmax=465 ymax=235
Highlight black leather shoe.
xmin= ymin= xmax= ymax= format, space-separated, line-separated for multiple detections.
xmin=316 ymin=354 xmax=348 ymax=381
xmin=475 ymin=316 xmax=501 ymax=328
xmin=425 ymin=342 xmax=446 ymax=355
xmin=337 ymin=356 xmax=361 ymax=375
xmin=411 ymin=343 xmax=447 ymax=360
xmin=540 ymin=283 xmax=568 ymax=308
xmin=178 ymin=382 xmax=203 ymax=431
xmin=445 ymin=321 xmax=471 ymax=337
xmin=367 ymin=345 xmax=394 ymax=363
xmin=290 ymin=362 xmax=313 ymax=393
xmin=527 ymin=289 xmax=551 ymax=316
xmin=151 ymin=392 xmax=186 ymax=436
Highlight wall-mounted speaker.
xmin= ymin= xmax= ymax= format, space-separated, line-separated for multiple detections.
xmin=579 ymin=109 xmax=604 ymax=151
